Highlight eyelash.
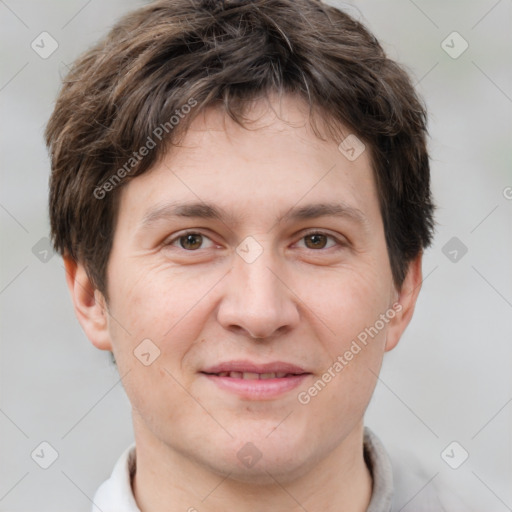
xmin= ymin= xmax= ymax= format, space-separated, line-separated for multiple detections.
xmin=164 ymin=229 xmax=345 ymax=251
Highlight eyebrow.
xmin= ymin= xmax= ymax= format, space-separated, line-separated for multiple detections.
xmin=139 ymin=200 xmax=368 ymax=230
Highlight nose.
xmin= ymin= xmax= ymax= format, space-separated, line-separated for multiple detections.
xmin=216 ymin=244 xmax=300 ymax=339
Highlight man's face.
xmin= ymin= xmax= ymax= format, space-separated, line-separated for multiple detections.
xmin=97 ymin=94 xmax=412 ymax=482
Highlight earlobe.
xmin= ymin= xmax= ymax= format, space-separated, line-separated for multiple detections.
xmin=63 ymin=256 xmax=113 ymax=351
xmin=384 ymin=253 xmax=423 ymax=352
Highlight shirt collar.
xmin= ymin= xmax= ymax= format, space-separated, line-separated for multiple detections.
xmin=91 ymin=442 xmax=140 ymax=512
xmin=91 ymin=426 xmax=394 ymax=512
xmin=364 ymin=426 xmax=394 ymax=512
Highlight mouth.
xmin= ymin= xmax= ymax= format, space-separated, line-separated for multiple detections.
xmin=201 ymin=371 xmax=305 ymax=379
xmin=199 ymin=361 xmax=312 ymax=399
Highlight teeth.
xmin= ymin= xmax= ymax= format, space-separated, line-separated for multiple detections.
xmin=242 ymin=372 xmax=260 ymax=380
xmin=215 ymin=371 xmax=296 ymax=379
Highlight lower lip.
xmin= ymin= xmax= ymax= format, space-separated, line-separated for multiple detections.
xmin=201 ymin=373 xmax=311 ymax=400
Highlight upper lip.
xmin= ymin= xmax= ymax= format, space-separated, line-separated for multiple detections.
xmin=201 ymin=360 xmax=310 ymax=375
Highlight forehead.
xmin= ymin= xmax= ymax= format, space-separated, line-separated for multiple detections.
xmin=117 ymin=94 xmax=381 ymax=230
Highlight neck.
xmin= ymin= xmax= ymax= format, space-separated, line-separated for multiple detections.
xmin=132 ymin=418 xmax=373 ymax=512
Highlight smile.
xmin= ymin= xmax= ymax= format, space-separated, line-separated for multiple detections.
xmin=205 ymin=371 xmax=302 ymax=379
xmin=200 ymin=371 xmax=311 ymax=400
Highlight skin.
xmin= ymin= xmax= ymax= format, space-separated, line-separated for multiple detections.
xmin=65 ymin=93 xmax=422 ymax=512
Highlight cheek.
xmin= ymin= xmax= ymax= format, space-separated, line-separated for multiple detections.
xmin=298 ymin=264 xmax=391 ymax=399
xmin=105 ymin=265 xmax=210 ymax=433
xmin=105 ymin=262 xmax=223 ymax=381
xmin=301 ymin=262 xmax=392 ymax=342
xmin=124 ymin=366 xmax=199 ymax=441
xmin=108 ymin=261 xmax=216 ymax=335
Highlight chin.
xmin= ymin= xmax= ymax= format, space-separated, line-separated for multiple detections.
xmin=202 ymin=437 xmax=316 ymax=485
xmin=219 ymin=456 xmax=314 ymax=486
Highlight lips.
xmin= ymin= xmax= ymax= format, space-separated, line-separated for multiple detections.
xmin=213 ymin=371 xmax=298 ymax=379
xmin=201 ymin=360 xmax=309 ymax=377
xmin=200 ymin=360 xmax=311 ymax=399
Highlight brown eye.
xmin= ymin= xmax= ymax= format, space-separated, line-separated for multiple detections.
xmin=179 ymin=233 xmax=203 ymax=250
xmin=304 ymin=233 xmax=328 ymax=249
xmin=165 ymin=231 xmax=216 ymax=252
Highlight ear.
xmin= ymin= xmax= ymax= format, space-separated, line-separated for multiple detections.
xmin=63 ymin=256 xmax=113 ymax=351
xmin=384 ymin=252 xmax=423 ymax=352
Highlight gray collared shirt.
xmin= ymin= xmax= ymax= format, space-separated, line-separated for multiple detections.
xmin=91 ymin=427 xmax=472 ymax=511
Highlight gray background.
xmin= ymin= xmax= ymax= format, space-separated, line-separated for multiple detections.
xmin=1 ymin=0 xmax=511 ymax=510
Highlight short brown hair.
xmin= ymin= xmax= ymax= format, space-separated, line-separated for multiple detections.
xmin=46 ymin=0 xmax=435 ymax=298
